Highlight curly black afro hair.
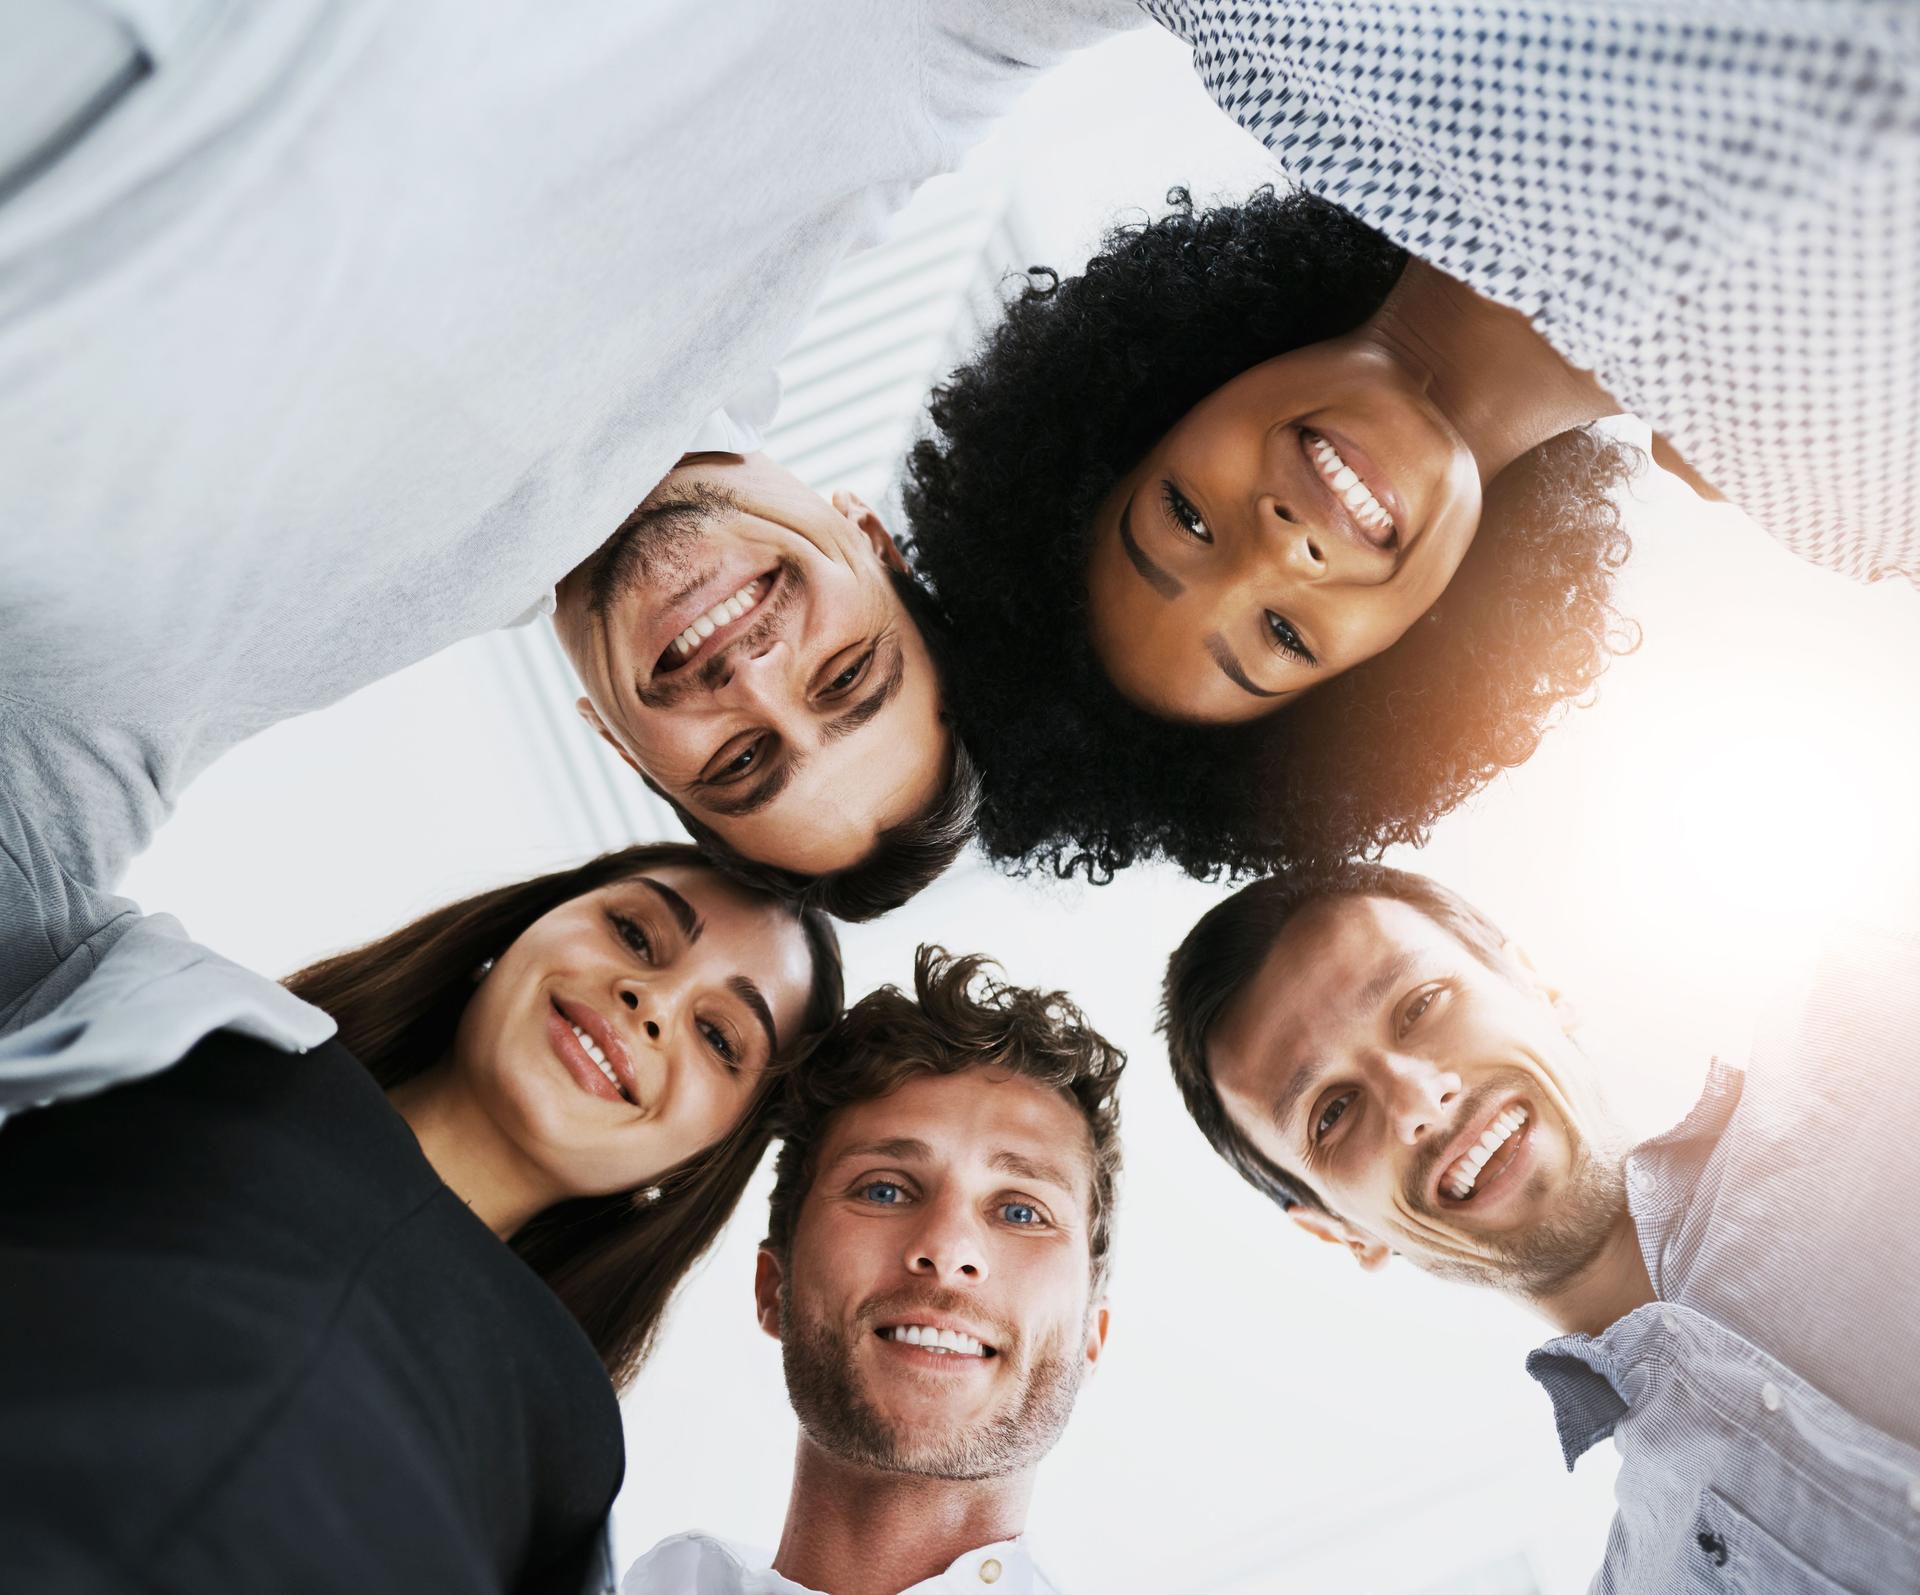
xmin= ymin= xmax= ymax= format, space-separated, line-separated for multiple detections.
xmin=902 ymin=188 xmax=1639 ymax=884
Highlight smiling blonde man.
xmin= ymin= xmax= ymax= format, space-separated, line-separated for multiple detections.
xmin=621 ymin=947 xmax=1125 ymax=1595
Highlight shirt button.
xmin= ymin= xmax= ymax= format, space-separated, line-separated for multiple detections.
xmin=1660 ymin=1309 xmax=1678 ymax=1333
xmin=1760 ymin=1380 xmax=1782 ymax=1413
xmin=978 ymin=1559 xmax=1003 ymax=1584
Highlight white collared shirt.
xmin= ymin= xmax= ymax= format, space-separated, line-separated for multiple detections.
xmin=620 ymin=1530 xmax=1061 ymax=1595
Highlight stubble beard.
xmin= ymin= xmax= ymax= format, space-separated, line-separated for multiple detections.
xmin=1417 ymin=1138 xmax=1629 ymax=1298
xmin=779 ymin=1292 xmax=1089 ymax=1482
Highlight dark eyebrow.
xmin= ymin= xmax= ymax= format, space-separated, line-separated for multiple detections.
xmin=636 ymin=876 xmax=702 ymax=942
xmin=1271 ymin=947 xmax=1422 ymax=1133
xmin=819 ymin=643 xmax=906 ymax=745
xmin=1205 ymin=632 xmax=1289 ymax=701
xmin=1118 ymin=494 xmax=1184 ymax=599
xmin=728 ymin=974 xmax=779 ymax=1057
xmin=990 ymin=1148 xmax=1081 ymax=1197
xmin=693 ymin=743 xmax=801 ymax=819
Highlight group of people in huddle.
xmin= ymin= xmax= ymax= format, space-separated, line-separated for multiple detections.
xmin=2 ymin=1 xmax=1916 ymax=1592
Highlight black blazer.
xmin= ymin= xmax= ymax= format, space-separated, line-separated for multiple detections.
xmin=0 ymin=1032 xmax=624 ymax=1595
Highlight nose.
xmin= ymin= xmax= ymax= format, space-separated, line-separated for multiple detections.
xmin=1377 ymin=1051 xmax=1461 ymax=1145
xmin=1255 ymin=494 xmax=1328 ymax=581
xmin=902 ymin=1193 xmax=988 ymax=1287
xmin=713 ymin=632 xmax=794 ymax=702
xmin=614 ymin=979 xmax=674 ymax=1102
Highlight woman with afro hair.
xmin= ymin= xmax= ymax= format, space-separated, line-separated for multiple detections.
xmin=903 ymin=188 xmax=1642 ymax=885
xmin=903 ymin=4 xmax=1916 ymax=887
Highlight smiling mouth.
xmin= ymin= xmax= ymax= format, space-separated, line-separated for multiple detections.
xmin=1438 ymin=1104 xmax=1529 ymax=1204
xmin=876 ymin=1323 xmax=998 ymax=1359
xmin=551 ymin=998 xmax=640 ymax=1107
xmin=653 ymin=568 xmax=778 ymax=676
xmin=1303 ymin=428 xmax=1398 ymax=548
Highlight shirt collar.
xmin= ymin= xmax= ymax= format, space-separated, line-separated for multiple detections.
xmin=1523 ymin=1062 xmax=1746 ymax=1469
xmin=631 ymin=1532 xmax=1050 ymax=1594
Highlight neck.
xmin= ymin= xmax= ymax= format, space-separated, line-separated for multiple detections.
xmin=1531 ymin=1208 xmax=1655 ymax=1338
xmin=1367 ymin=258 xmax=1619 ymax=482
xmin=770 ymin=1438 xmax=1035 ymax=1595
xmin=388 ymin=1062 xmax=556 ymax=1239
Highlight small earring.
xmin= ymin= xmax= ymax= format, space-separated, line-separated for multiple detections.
xmin=639 ymin=1186 xmax=663 ymax=1205
xmin=472 ymin=957 xmax=495 ymax=983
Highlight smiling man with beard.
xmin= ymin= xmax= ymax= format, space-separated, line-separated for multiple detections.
xmin=620 ymin=946 xmax=1124 ymax=1595
xmin=553 ymin=452 xmax=967 ymax=920
xmin=1162 ymin=862 xmax=1920 ymax=1593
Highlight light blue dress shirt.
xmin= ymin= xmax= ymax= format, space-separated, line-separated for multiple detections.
xmin=1528 ymin=926 xmax=1920 ymax=1593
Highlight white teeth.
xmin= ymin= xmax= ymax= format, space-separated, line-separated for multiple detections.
xmin=1307 ymin=433 xmax=1394 ymax=536
xmin=1441 ymin=1107 xmax=1528 ymax=1201
xmin=666 ymin=579 xmax=763 ymax=661
xmin=885 ymin=1324 xmax=986 ymax=1356
xmin=570 ymin=1023 xmax=625 ymax=1097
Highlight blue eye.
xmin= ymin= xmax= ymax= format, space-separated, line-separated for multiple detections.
xmin=860 ymin=1182 xmax=904 ymax=1205
xmin=1001 ymin=1202 xmax=1040 ymax=1226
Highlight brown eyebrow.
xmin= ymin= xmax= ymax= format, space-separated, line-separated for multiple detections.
xmin=728 ymin=974 xmax=779 ymax=1057
xmin=819 ymin=644 xmax=905 ymax=745
xmin=1118 ymin=494 xmax=1184 ymax=599
xmin=989 ymin=1148 xmax=1081 ymax=1197
xmin=1205 ymin=632 xmax=1288 ymax=700
xmin=831 ymin=1136 xmax=933 ymax=1168
xmin=636 ymin=876 xmax=702 ymax=942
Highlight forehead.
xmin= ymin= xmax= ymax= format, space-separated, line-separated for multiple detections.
xmin=670 ymin=452 xmax=824 ymax=529
xmin=1209 ymin=895 xmax=1463 ymax=1102
xmin=818 ymin=1068 xmax=1094 ymax=1194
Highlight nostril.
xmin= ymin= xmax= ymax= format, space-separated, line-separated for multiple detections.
xmin=644 ymin=1019 xmax=660 ymax=1040
xmin=619 ymin=990 xmax=638 ymax=1010
xmin=1273 ymin=501 xmax=1298 ymax=524
xmin=1307 ymin=538 xmax=1323 ymax=563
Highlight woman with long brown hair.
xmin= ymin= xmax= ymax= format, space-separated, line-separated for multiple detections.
xmin=0 ymin=842 xmax=842 ymax=1595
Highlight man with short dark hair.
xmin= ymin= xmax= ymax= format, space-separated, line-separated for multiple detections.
xmin=552 ymin=451 xmax=979 ymax=923
xmin=621 ymin=946 xmax=1125 ymax=1595
xmin=1163 ymin=863 xmax=1920 ymax=1592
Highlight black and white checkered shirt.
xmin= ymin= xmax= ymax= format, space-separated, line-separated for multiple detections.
xmin=1146 ymin=1 xmax=1919 ymax=585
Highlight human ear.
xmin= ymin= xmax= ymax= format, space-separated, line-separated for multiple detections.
xmin=1289 ymin=1206 xmax=1391 ymax=1272
xmin=831 ymin=489 xmax=909 ymax=575
xmin=1081 ymin=1301 xmax=1111 ymax=1375
xmin=753 ymin=1248 xmax=785 ymax=1342
xmin=575 ymin=696 xmax=649 ymax=779
xmin=1501 ymin=939 xmax=1578 ymax=1033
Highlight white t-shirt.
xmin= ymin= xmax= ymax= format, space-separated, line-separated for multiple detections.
xmin=622 ymin=1531 xmax=1061 ymax=1595
xmin=0 ymin=1 xmax=1139 ymax=1067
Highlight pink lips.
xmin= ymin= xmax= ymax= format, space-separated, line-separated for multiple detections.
xmin=1298 ymin=426 xmax=1405 ymax=557
xmin=1431 ymin=1097 xmax=1533 ymax=1209
xmin=649 ymin=566 xmax=779 ymax=679
xmin=547 ymin=997 xmax=639 ymax=1107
